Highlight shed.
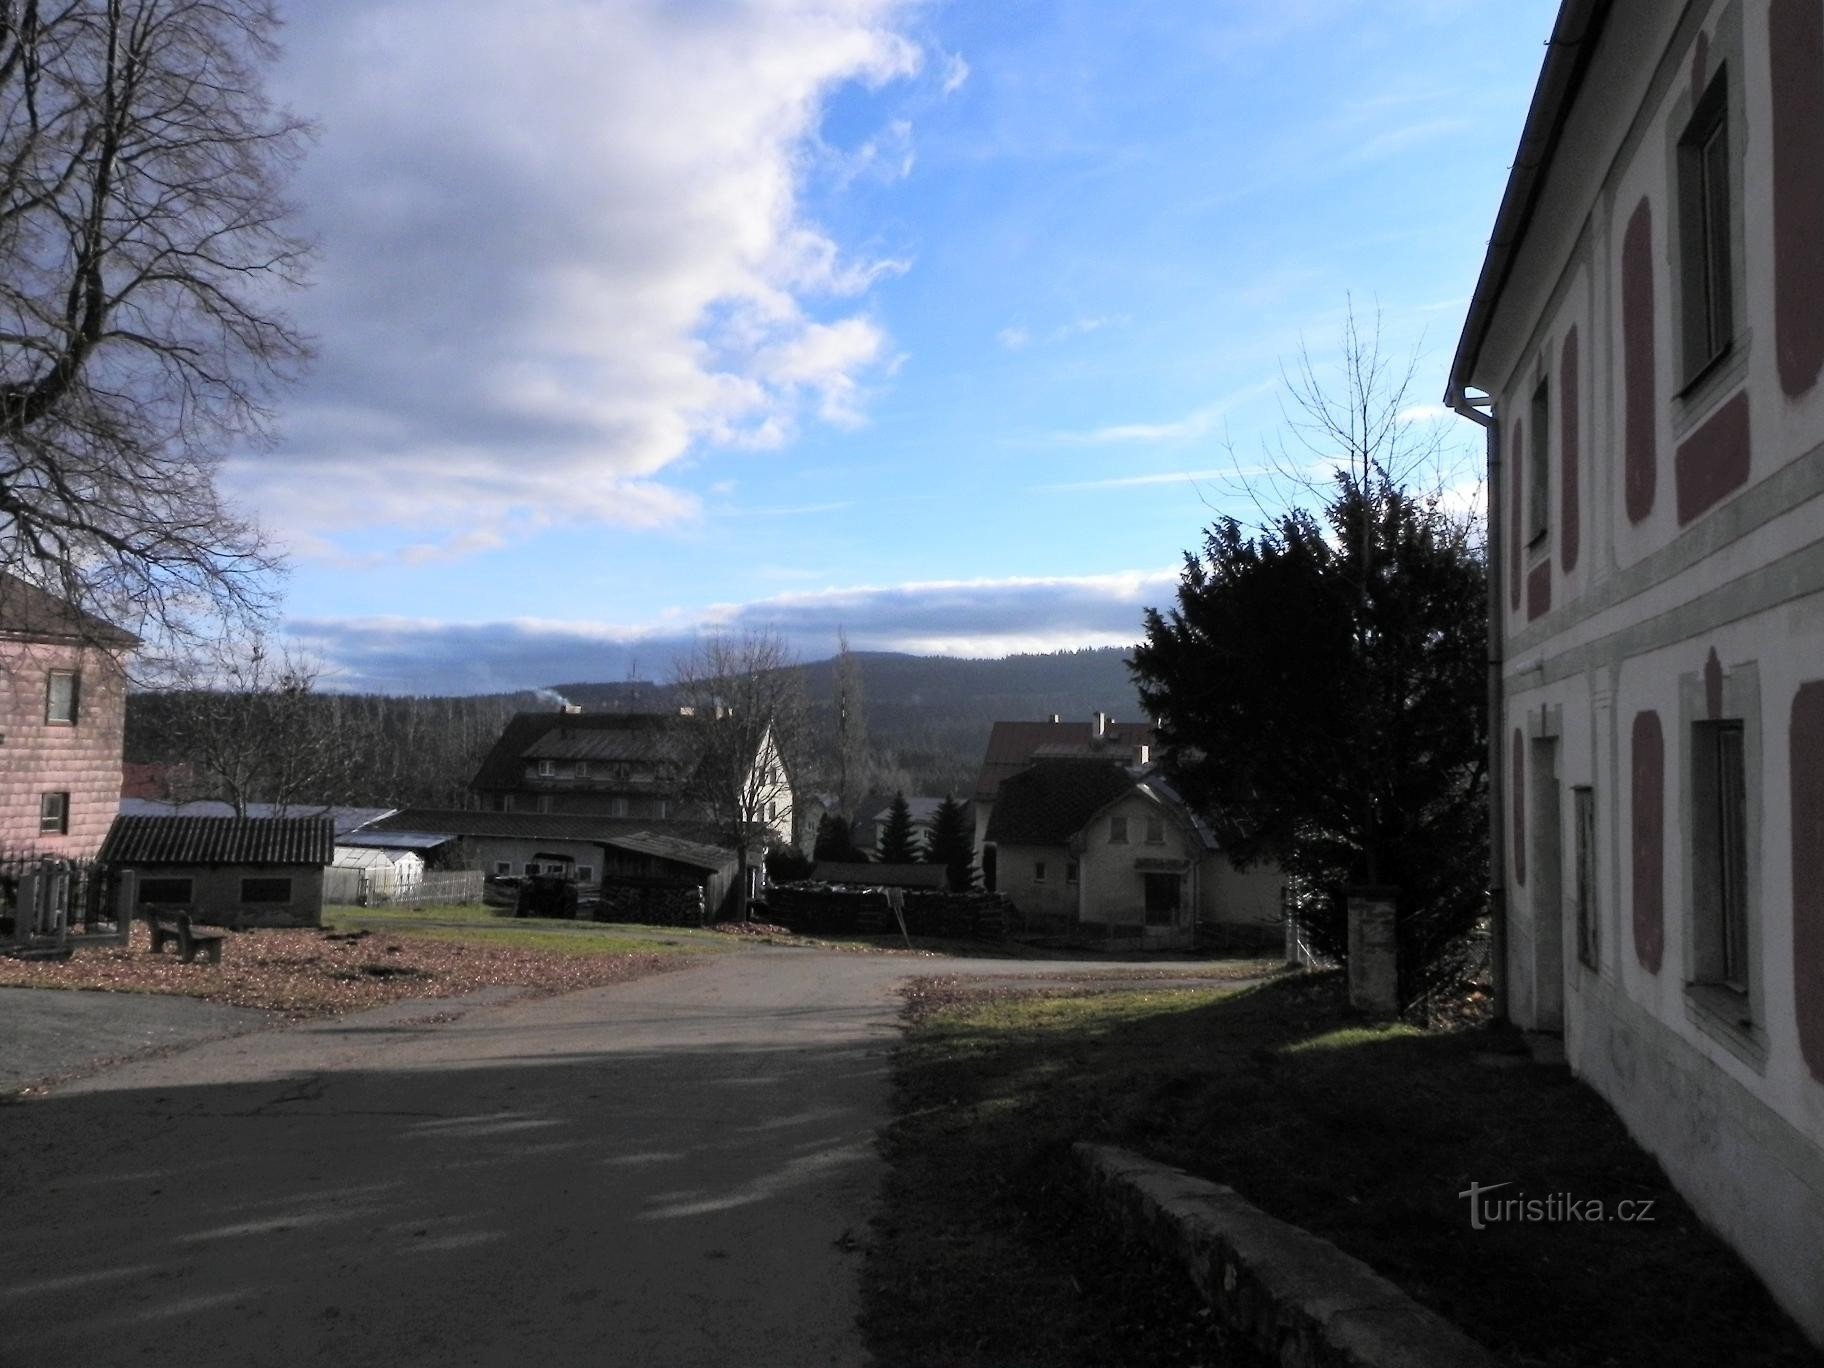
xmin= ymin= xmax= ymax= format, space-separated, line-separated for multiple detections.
xmin=99 ymin=814 xmax=333 ymax=928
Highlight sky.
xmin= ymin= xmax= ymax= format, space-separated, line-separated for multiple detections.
xmin=237 ymin=0 xmax=1561 ymax=694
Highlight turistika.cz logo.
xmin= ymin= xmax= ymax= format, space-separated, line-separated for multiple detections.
xmin=1457 ymin=1180 xmax=1658 ymax=1230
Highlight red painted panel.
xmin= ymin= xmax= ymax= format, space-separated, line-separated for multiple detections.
xmin=1632 ymin=710 xmax=1665 ymax=974
xmin=1526 ymin=560 xmax=1552 ymax=621
xmin=1792 ymin=682 xmax=1824 ymax=1083
xmin=1675 ymin=390 xmax=1751 ymax=525
xmin=1509 ymin=419 xmax=1524 ymax=614
xmin=1623 ymin=199 xmax=1658 ymax=524
xmin=1559 ymin=328 xmax=1580 ymax=572
xmin=1771 ymin=0 xmax=1824 ymax=398
xmin=1512 ymin=728 xmax=1526 ymax=888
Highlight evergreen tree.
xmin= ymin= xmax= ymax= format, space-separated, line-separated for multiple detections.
xmin=814 ymin=811 xmax=864 ymax=863
xmin=879 ymin=792 xmax=918 ymax=864
xmin=926 ymin=794 xmax=977 ymax=892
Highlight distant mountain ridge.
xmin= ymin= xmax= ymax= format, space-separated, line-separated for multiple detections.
xmin=551 ymin=647 xmax=1147 ymax=795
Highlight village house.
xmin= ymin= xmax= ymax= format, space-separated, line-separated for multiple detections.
xmin=1447 ymin=0 xmax=1824 ymax=1337
xmin=0 ymin=574 xmax=137 ymax=861
xmin=470 ymin=706 xmax=793 ymax=846
xmin=971 ymin=712 xmax=1155 ymax=889
xmin=985 ymin=755 xmax=1282 ymax=951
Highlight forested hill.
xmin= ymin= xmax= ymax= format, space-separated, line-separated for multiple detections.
xmin=554 ymin=647 xmax=1147 ymax=796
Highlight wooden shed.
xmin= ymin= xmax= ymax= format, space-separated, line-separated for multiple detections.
xmin=98 ymin=814 xmax=334 ymax=928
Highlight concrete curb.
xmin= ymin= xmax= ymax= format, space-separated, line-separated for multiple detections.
xmin=1073 ymin=1143 xmax=1497 ymax=1368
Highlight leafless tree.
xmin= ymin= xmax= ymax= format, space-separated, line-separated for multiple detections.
xmin=833 ymin=628 xmax=867 ymax=818
xmin=0 ymin=0 xmax=312 ymax=643
xmin=156 ymin=630 xmax=342 ymax=817
xmin=671 ymin=629 xmax=808 ymax=921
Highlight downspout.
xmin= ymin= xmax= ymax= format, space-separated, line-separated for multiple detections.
xmin=1448 ymin=384 xmax=1506 ymax=1021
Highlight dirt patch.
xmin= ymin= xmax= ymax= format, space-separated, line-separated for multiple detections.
xmin=0 ymin=923 xmax=686 ymax=1019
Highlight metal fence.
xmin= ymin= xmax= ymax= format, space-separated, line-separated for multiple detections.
xmin=2 ymin=856 xmax=131 ymax=955
xmin=323 ymin=867 xmax=485 ymax=908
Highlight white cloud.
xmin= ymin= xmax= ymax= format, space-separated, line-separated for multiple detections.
xmin=997 ymin=325 xmax=1032 ymax=352
xmin=940 ymin=51 xmax=970 ymax=97
xmin=287 ymin=570 xmax=1178 ymax=692
xmin=249 ymin=0 xmax=924 ymax=560
xmin=1041 ymin=467 xmax=1269 ymax=492
xmin=1054 ymin=403 xmax=1227 ymax=445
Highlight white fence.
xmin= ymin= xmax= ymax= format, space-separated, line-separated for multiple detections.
xmin=323 ymin=867 xmax=485 ymax=908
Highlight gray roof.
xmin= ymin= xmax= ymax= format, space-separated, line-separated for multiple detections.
xmin=100 ymin=814 xmax=334 ymax=866
xmin=119 ymin=800 xmax=394 ymax=838
xmin=334 ymin=829 xmax=459 ymax=852
xmin=599 ymin=831 xmax=735 ymax=873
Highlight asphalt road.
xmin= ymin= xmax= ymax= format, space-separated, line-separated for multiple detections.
xmin=0 ymin=949 xmax=1014 ymax=1367
xmin=0 ymin=986 xmax=276 ymax=1093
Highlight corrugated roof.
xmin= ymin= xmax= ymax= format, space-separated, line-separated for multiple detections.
xmin=365 ymin=807 xmax=756 ymax=855
xmin=810 ymin=861 xmax=948 ymax=889
xmin=984 ymin=758 xmax=1143 ymax=846
xmin=974 ymin=719 xmax=1154 ymax=802
xmin=600 ymin=831 xmax=734 ymax=872
xmin=119 ymin=799 xmax=394 ymax=837
xmin=0 ymin=572 xmax=140 ymax=648
xmin=99 ymin=814 xmax=335 ymax=866
xmin=334 ymin=830 xmax=458 ymax=851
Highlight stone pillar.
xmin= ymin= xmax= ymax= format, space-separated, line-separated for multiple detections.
xmin=1347 ymin=886 xmax=1400 ymax=1017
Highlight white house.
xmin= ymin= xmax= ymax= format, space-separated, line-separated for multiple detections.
xmin=1447 ymin=0 xmax=1824 ymax=1339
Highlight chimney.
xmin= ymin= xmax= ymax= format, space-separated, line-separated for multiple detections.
xmin=677 ymin=705 xmax=696 ymax=717
xmin=1049 ymin=713 xmax=1061 ymax=724
xmin=1133 ymin=742 xmax=1151 ymax=767
xmin=560 ymin=703 xmax=582 ymax=715
xmin=1093 ymin=711 xmax=1108 ymax=738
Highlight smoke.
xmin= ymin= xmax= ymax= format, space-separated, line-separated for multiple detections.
xmin=535 ymin=687 xmax=571 ymax=708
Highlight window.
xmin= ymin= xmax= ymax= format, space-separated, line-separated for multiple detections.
xmin=241 ymin=877 xmax=292 ymax=904
xmin=766 ymin=801 xmax=777 ymax=822
xmin=575 ymin=761 xmax=589 ymax=779
xmin=576 ymin=865 xmax=593 ymax=882
xmin=1144 ymin=816 xmax=1165 ymax=845
xmin=1065 ymin=860 xmax=1079 ymax=886
xmin=609 ymin=797 xmax=629 ymax=818
xmin=494 ymin=861 xmax=511 ymax=876
xmin=537 ymin=759 xmax=556 ymax=778
xmin=1678 ymin=74 xmax=1734 ymax=382
xmin=1143 ymin=872 xmax=1180 ymax=926
xmin=45 ymin=670 xmax=78 ymax=725
xmin=1692 ymin=721 xmax=1750 ymax=995
xmin=38 ymin=792 xmax=67 ymax=834
xmin=1528 ymin=378 xmax=1550 ymax=543
xmin=1109 ymin=816 xmax=1128 ymax=844
xmin=1573 ymin=786 xmax=1598 ymax=970
xmin=656 ymin=800 xmax=669 ymax=819
xmin=536 ymin=795 xmax=553 ymax=814
xmin=138 ymin=877 xmax=193 ymax=904
xmin=1034 ymin=861 xmax=1047 ymax=882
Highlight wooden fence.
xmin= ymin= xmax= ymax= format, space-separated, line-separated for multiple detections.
xmin=323 ymin=867 xmax=485 ymax=908
xmin=2 ymin=857 xmax=132 ymax=956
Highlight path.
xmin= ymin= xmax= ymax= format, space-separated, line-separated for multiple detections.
xmin=4 ymin=947 xmax=1203 ymax=1366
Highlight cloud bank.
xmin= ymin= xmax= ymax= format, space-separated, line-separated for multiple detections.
xmin=288 ymin=571 xmax=1176 ymax=693
xmin=245 ymin=0 xmax=927 ymax=556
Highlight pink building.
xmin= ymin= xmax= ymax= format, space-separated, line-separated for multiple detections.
xmin=0 ymin=575 xmax=137 ymax=860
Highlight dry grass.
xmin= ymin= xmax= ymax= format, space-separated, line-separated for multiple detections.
xmin=0 ymin=922 xmax=688 ymax=1019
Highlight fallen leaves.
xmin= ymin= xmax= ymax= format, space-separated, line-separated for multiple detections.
xmin=0 ymin=923 xmax=684 ymax=1020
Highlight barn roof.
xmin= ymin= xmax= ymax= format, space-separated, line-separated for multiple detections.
xmin=100 ymin=814 xmax=334 ymax=866
xmin=600 ymin=831 xmax=734 ymax=872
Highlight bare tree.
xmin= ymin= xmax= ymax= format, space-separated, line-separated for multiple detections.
xmin=0 ymin=0 xmax=312 ymax=641
xmin=156 ymin=631 xmax=342 ymax=817
xmin=833 ymin=628 xmax=867 ymax=817
xmin=671 ymin=629 xmax=807 ymax=921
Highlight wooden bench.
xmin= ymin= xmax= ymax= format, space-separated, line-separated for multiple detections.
xmin=145 ymin=910 xmax=226 ymax=965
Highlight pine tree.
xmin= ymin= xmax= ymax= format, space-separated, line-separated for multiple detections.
xmin=879 ymin=792 xmax=918 ymax=864
xmin=926 ymin=794 xmax=976 ymax=892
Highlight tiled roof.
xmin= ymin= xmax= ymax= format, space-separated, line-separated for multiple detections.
xmin=973 ymin=719 xmax=1153 ymax=801
xmin=99 ymin=814 xmax=334 ymax=866
xmin=809 ymin=861 xmax=948 ymax=889
xmin=984 ymin=758 xmax=1141 ymax=846
xmin=472 ymin=711 xmax=693 ymax=790
xmin=0 ymin=572 xmax=139 ymax=648
xmin=365 ymin=807 xmax=753 ymax=854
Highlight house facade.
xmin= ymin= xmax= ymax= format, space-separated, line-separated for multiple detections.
xmin=985 ymin=756 xmax=1282 ymax=950
xmin=0 ymin=575 xmax=136 ymax=860
xmin=471 ymin=708 xmax=793 ymax=846
xmin=1447 ymin=0 xmax=1824 ymax=1337
xmin=972 ymin=713 xmax=1154 ymax=889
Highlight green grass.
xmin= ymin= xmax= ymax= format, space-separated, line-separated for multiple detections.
xmin=321 ymin=904 xmax=735 ymax=957
xmin=866 ymin=971 xmax=1822 ymax=1368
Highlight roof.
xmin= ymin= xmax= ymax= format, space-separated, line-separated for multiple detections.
xmin=1447 ymin=0 xmax=1612 ymax=402
xmin=334 ymin=829 xmax=459 ymax=852
xmin=364 ymin=807 xmax=754 ymax=854
xmin=332 ymin=846 xmax=420 ymax=869
xmin=471 ymin=711 xmax=690 ymax=790
xmin=984 ymin=758 xmax=1147 ymax=846
xmin=974 ymin=718 xmax=1154 ymax=802
xmin=810 ymin=861 xmax=948 ymax=889
xmin=99 ymin=814 xmax=335 ymax=866
xmin=0 ymin=572 xmax=139 ymax=649
xmin=600 ymin=831 xmax=735 ymax=873
xmin=118 ymin=799 xmax=394 ymax=838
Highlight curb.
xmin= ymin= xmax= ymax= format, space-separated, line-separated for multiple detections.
xmin=1073 ymin=1143 xmax=1496 ymax=1368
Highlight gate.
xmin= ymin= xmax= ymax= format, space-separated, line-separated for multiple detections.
xmin=2 ymin=857 xmax=132 ymax=957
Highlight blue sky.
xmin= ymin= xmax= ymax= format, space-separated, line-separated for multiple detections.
xmin=243 ymin=0 xmax=1557 ymax=693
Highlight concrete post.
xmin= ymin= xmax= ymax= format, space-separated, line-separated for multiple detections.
xmin=1347 ymin=886 xmax=1400 ymax=1017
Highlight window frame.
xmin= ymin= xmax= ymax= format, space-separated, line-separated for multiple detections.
xmin=1109 ymin=815 xmax=1128 ymax=845
xmin=1677 ymin=72 xmax=1735 ymax=386
xmin=44 ymin=669 xmax=78 ymax=725
xmin=1033 ymin=861 xmax=1047 ymax=883
xmin=38 ymin=791 xmax=68 ymax=834
xmin=1573 ymin=786 xmax=1598 ymax=971
xmin=1143 ymin=815 xmax=1166 ymax=846
xmin=1527 ymin=376 xmax=1551 ymax=545
xmin=1692 ymin=720 xmax=1750 ymax=994
xmin=493 ymin=861 xmax=512 ymax=876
